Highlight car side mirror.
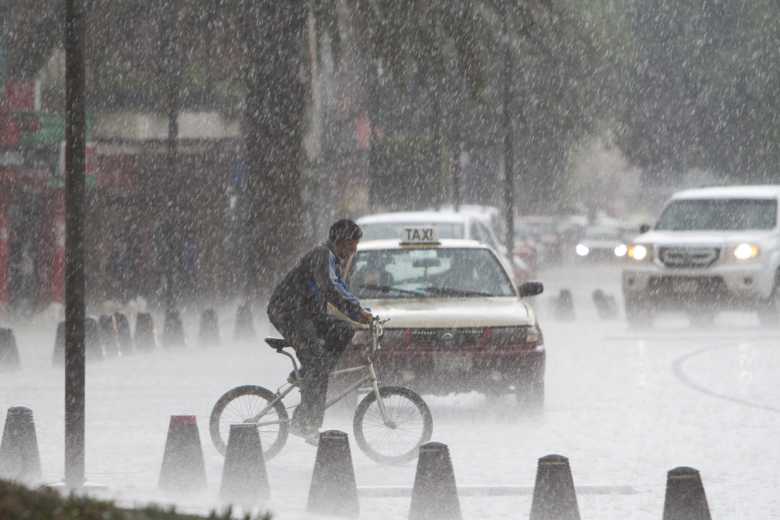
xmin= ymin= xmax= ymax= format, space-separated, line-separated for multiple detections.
xmin=639 ymin=224 xmax=651 ymax=234
xmin=518 ymin=281 xmax=544 ymax=298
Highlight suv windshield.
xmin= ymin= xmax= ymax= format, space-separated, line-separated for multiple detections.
xmin=656 ymin=198 xmax=778 ymax=231
xmin=360 ymin=222 xmax=464 ymax=241
xmin=350 ymin=247 xmax=515 ymax=299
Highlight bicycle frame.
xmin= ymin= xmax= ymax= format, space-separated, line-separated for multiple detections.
xmin=246 ymin=317 xmax=395 ymax=429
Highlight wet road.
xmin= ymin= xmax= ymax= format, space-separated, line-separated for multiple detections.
xmin=1 ymin=262 xmax=779 ymax=518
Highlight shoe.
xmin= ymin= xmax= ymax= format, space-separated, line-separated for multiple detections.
xmin=289 ymin=420 xmax=319 ymax=446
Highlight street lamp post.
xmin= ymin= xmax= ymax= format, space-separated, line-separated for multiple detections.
xmin=64 ymin=0 xmax=86 ymax=490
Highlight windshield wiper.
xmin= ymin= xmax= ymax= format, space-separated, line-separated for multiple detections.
xmin=357 ymin=284 xmax=423 ymax=297
xmin=421 ymin=286 xmax=495 ymax=297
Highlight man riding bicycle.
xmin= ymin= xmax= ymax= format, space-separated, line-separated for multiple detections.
xmin=267 ymin=219 xmax=372 ymax=445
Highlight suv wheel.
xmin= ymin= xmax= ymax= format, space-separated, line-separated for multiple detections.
xmin=758 ymin=270 xmax=780 ymax=327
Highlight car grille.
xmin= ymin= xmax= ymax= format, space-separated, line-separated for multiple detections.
xmin=658 ymin=247 xmax=720 ymax=268
xmin=407 ymin=328 xmax=484 ymax=348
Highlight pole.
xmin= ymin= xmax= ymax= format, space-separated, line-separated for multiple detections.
xmin=502 ymin=14 xmax=515 ymax=255
xmin=164 ymin=0 xmax=179 ymax=309
xmin=64 ymin=0 xmax=86 ymax=490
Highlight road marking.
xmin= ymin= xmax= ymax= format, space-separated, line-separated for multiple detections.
xmin=672 ymin=344 xmax=780 ymax=414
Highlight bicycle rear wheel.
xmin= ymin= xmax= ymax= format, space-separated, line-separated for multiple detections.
xmin=209 ymin=385 xmax=289 ymax=460
xmin=353 ymin=386 xmax=433 ymax=464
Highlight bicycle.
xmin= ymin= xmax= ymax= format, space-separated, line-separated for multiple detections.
xmin=209 ymin=316 xmax=433 ymax=464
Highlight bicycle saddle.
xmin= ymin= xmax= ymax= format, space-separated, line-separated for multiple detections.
xmin=265 ymin=337 xmax=291 ymax=351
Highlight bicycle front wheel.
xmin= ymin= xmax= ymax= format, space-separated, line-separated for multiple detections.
xmin=353 ymin=386 xmax=433 ymax=464
xmin=209 ymin=385 xmax=289 ymax=460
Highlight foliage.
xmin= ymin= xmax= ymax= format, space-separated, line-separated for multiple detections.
xmin=0 ymin=478 xmax=271 ymax=520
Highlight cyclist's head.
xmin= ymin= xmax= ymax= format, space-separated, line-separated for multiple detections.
xmin=329 ymin=219 xmax=363 ymax=259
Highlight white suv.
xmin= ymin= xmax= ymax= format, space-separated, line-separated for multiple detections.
xmin=622 ymin=185 xmax=780 ymax=326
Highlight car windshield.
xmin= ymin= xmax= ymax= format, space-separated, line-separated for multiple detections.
xmin=350 ymin=247 xmax=515 ymax=299
xmin=584 ymin=227 xmax=622 ymax=240
xmin=359 ymin=222 xmax=464 ymax=241
xmin=656 ymin=198 xmax=778 ymax=231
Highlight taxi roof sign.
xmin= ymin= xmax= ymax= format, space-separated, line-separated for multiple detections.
xmin=400 ymin=226 xmax=440 ymax=245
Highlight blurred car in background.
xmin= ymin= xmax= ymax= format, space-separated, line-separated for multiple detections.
xmin=574 ymin=225 xmax=628 ymax=262
xmin=357 ymin=210 xmax=532 ymax=283
xmin=515 ymin=216 xmax=564 ymax=264
xmin=338 ymin=228 xmax=546 ymax=407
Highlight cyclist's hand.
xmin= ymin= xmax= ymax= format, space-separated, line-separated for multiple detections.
xmin=359 ymin=309 xmax=373 ymax=324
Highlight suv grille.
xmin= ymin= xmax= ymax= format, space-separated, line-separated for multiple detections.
xmin=659 ymin=247 xmax=720 ymax=268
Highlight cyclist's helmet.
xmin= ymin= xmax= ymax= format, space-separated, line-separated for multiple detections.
xmin=329 ymin=219 xmax=363 ymax=242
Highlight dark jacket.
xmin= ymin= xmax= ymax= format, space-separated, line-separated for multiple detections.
xmin=268 ymin=241 xmax=363 ymax=322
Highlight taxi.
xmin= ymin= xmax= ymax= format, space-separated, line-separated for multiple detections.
xmin=338 ymin=227 xmax=546 ymax=408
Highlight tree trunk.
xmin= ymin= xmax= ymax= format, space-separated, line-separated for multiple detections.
xmin=242 ymin=1 xmax=307 ymax=298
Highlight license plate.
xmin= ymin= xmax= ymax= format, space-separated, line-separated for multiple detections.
xmin=673 ymin=279 xmax=698 ymax=293
xmin=433 ymin=352 xmax=473 ymax=372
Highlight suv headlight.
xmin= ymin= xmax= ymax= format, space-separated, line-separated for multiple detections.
xmin=627 ymin=244 xmax=652 ymax=262
xmin=731 ymin=243 xmax=760 ymax=261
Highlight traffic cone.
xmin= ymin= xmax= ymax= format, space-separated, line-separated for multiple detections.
xmin=592 ymin=289 xmax=618 ymax=320
xmin=114 ymin=312 xmax=134 ymax=355
xmin=554 ymin=289 xmax=576 ymax=321
xmin=0 ymin=328 xmax=21 ymax=371
xmin=220 ymin=424 xmax=270 ymax=505
xmin=409 ymin=442 xmax=462 ymax=520
xmin=0 ymin=407 xmax=42 ymax=483
xmin=529 ymin=454 xmax=581 ymax=520
xmin=662 ymin=467 xmax=711 ymax=520
xmin=134 ymin=312 xmax=157 ymax=352
xmin=159 ymin=415 xmax=207 ymax=495
xmin=198 ymin=308 xmax=221 ymax=348
xmin=163 ymin=309 xmax=186 ymax=348
xmin=307 ymin=430 xmax=359 ymax=517
xmin=98 ymin=314 xmax=119 ymax=357
xmin=234 ymin=303 xmax=256 ymax=342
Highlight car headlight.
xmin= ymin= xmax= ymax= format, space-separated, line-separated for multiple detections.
xmin=614 ymin=244 xmax=628 ymax=257
xmin=627 ymin=244 xmax=651 ymax=261
xmin=732 ymin=243 xmax=760 ymax=261
xmin=575 ymin=244 xmax=590 ymax=256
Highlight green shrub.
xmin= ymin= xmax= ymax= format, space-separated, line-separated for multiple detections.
xmin=0 ymin=479 xmax=271 ymax=520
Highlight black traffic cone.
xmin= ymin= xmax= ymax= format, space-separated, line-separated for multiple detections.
xmin=234 ymin=303 xmax=256 ymax=342
xmin=409 ymin=441 xmax=462 ymax=520
xmin=134 ymin=312 xmax=157 ymax=352
xmin=662 ymin=467 xmax=712 ymax=520
xmin=592 ymin=289 xmax=618 ymax=320
xmin=198 ymin=308 xmax=221 ymax=348
xmin=98 ymin=314 xmax=120 ymax=357
xmin=307 ymin=430 xmax=359 ymax=517
xmin=0 ymin=407 xmax=42 ymax=483
xmin=159 ymin=415 xmax=207 ymax=495
xmin=163 ymin=309 xmax=186 ymax=348
xmin=114 ymin=312 xmax=133 ymax=355
xmin=0 ymin=328 xmax=21 ymax=371
xmin=85 ymin=317 xmax=104 ymax=362
xmin=554 ymin=289 xmax=576 ymax=321
xmin=529 ymin=454 xmax=581 ymax=520
xmin=220 ymin=424 xmax=270 ymax=505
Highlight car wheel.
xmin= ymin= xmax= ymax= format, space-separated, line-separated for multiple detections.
xmin=758 ymin=270 xmax=780 ymax=327
xmin=625 ymin=296 xmax=653 ymax=328
xmin=516 ymin=380 xmax=544 ymax=413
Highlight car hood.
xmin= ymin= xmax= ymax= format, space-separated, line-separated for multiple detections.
xmin=633 ymin=230 xmax=776 ymax=247
xmin=363 ymin=297 xmax=535 ymax=328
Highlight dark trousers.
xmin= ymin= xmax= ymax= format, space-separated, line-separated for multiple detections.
xmin=269 ymin=311 xmax=354 ymax=431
